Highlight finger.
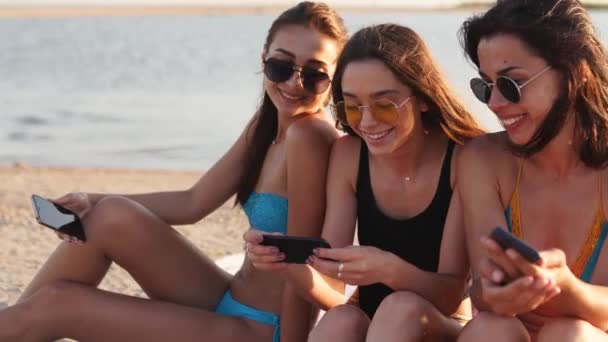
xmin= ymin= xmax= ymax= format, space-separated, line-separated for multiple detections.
xmin=505 ymin=248 xmax=543 ymax=277
xmin=520 ymin=279 xmax=560 ymax=311
xmin=247 ymin=251 xmax=285 ymax=265
xmin=246 ymin=243 xmax=279 ymax=256
xmin=52 ymin=193 xmax=73 ymax=204
xmin=482 ymin=236 xmax=521 ymax=279
xmin=538 ymin=248 xmax=566 ymax=268
xmin=479 ymin=257 xmax=506 ymax=284
xmin=313 ymin=246 xmax=357 ymax=261
xmin=251 ymin=260 xmax=288 ymax=271
xmin=242 ymin=230 xmax=264 ymax=244
xmin=307 ymin=255 xmax=341 ymax=277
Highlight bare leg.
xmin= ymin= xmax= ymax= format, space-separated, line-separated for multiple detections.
xmin=537 ymin=318 xmax=608 ymax=342
xmin=308 ymin=304 xmax=370 ymax=342
xmin=366 ymin=291 xmax=463 ymax=342
xmin=1 ymin=281 xmax=275 ymax=342
xmin=20 ymin=196 xmax=230 ymax=310
xmin=458 ymin=312 xmax=530 ymax=342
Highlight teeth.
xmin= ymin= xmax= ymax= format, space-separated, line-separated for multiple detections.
xmin=501 ymin=115 xmax=524 ymax=127
xmin=363 ymin=129 xmax=391 ymax=140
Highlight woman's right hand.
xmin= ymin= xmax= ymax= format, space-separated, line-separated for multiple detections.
xmin=51 ymin=192 xmax=92 ymax=243
xmin=242 ymin=230 xmax=286 ymax=271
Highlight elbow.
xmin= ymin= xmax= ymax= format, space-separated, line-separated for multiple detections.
xmin=180 ymin=189 xmax=204 ymax=224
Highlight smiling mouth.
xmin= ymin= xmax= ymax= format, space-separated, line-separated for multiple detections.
xmin=279 ymin=89 xmax=305 ymax=102
xmin=499 ymin=114 xmax=525 ymax=128
xmin=360 ymin=128 xmax=393 ymax=141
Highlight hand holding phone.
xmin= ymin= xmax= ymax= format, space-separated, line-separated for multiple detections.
xmin=489 ymin=227 xmax=540 ymax=263
xmin=31 ymin=194 xmax=87 ymax=242
xmin=260 ymin=235 xmax=331 ymax=264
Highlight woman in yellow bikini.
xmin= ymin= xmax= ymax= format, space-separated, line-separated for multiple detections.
xmin=456 ymin=0 xmax=608 ymax=341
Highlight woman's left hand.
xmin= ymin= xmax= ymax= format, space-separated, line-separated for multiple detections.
xmin=307 ymin=245 xmax=397 ymax=286
xmin=506 ymin=248 xmax=580 ymax=316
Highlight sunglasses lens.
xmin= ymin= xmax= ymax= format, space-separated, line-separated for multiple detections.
xmin=301 ymin=68 xmax=331 ymax=94
xmin=496 ymin=77 xmax=521 ymax=103
xmin=335 ymin=101 xmax=361 ymax=127
xmin=264 ymin=59 xmax=294 ymax=83
xmin=470 ymin=78 xmax=491 ymax=104
xmin=371 ymin=99 xmax=399 ymax=125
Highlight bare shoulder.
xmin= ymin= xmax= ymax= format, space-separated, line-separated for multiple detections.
xmin=286 ymin=114 xmax=340 ymax=147
xmin=329 ymin=135 xmax=361 ymax=180
xmin=331 ymin=135 xmax=361 ymax=162
xmin=457 ymin=132 xmax=510 ymax=168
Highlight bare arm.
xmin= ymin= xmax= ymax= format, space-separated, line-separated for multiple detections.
xmin=572 ymin=281 xmax=608 ymax=330
xmin=279 ymin=117 xmax=338 ymax=342
xmin=86 ymin=115 xmax=258 ymax=226
xmin=456 ymin=136 xmax=512 ymax=311
xmin=281 ymin=137 xmax=359 ymax=310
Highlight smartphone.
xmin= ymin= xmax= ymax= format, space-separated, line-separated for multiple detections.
xmin=489 ymin=227 xmax=540 ymax=263
xmin=31 ymin=194 xmax=87 ymax=242
xmin=260 ymin=235 xmax=331 ymax=264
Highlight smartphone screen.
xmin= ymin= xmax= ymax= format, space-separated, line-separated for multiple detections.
xmin=31 ymin=194 xmax=87 ymax=241
xmin=260 ymin=235 xmax=331 ymax=264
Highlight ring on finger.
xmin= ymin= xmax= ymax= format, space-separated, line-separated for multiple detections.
xmin=337 ymin=271 xmax=342 ymax=279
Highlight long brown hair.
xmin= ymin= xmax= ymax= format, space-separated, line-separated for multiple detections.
xmin=332 ymin=24 xmax=484 ymax=143
xmin=236 ymin=2 xmax=347 ymax=206
xmin=460 ymin=0 xmax=608 ymax=168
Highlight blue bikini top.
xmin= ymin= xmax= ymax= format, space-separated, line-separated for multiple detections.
xmin=243 ymin=191 xmax=288 ymax=234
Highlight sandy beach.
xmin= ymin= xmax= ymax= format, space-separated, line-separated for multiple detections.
xmin=0 ymin=164 xmax=248 ymax=307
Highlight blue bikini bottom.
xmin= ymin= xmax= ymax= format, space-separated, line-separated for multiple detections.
xmin=215 ymin=289 xmax=280 ymax=342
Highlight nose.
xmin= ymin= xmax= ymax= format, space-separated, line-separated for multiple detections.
xmin=358 ymin=106 xmax=376 ymax=128
xmin=284 ymin=68 xmax=304 ymax=90
xmin=487 ymin=85 xmax=509 ymax=113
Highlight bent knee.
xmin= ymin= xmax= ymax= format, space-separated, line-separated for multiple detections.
xmin=310 ymin=305 xmax=369 ymax=340
xmin=85 ymin=196 xmax=151 ymax=240
xmin=374 ymin=291 xmax=434 ymax=323
xmin=321 ymin=304 xmax=369 ymax=329
xmin=538 ymin=318 xmax=597 ymax=342
xmin=459 ymin=312 xmax=527 ymax=342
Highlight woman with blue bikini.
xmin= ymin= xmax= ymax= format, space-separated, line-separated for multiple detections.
xmin=456 ymin=1 xmax=608 ymax=341
xmin=0 ymin=2 xmax=346 ymax=341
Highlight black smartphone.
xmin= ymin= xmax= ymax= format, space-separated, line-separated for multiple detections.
xmin=31 ymin=194 xmax=87 ymax=242
xmin=260 ymin=235 xmax=331 ymax=264
xmin=489 ymin=227 xmax=540 ymax=263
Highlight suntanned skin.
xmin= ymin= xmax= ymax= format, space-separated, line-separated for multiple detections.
xmin=247 ymin=58 xmax=473 ymax=342
xmin=457 ymin=34 xmax=608 ymax=342
xmin=0 ymin=24 xmax=340 ymax=342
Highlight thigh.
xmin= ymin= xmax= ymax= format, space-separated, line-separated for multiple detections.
xmin=458 ymin=312 xmax=530 ymax=342
xmin=23 ymin=281 xmax=275 ymax=342
xmin=24 ymin=196 xmax=231 ymax=311
xmin=309 ymin=304 xmax=369 ymax=342
xmin=537 ymin=318 xmax=608 ymax=342
xmin=368 ymin=291 xmax=462 ymax=342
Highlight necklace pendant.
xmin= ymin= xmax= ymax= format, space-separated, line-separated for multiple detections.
xmin=404 ymin=176 xmax=411 ymax=182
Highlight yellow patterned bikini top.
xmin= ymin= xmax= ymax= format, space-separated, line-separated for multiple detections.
xmin=505 ymin=159 xmax=608 ymax=282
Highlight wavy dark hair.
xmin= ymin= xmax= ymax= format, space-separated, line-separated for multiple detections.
xmin=235 ymin=2 xmax=347 ymax=206
xmin=332 ymin=24 xmax=484 ymax=143
xmin=460 ymin=0 xmax=608 ymax=168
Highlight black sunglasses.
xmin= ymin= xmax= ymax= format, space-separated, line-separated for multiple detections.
xmin=263 ymin=58 xmax=331 ymax=94
xmin=470 ymin=65 xmax=551 ymax=104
